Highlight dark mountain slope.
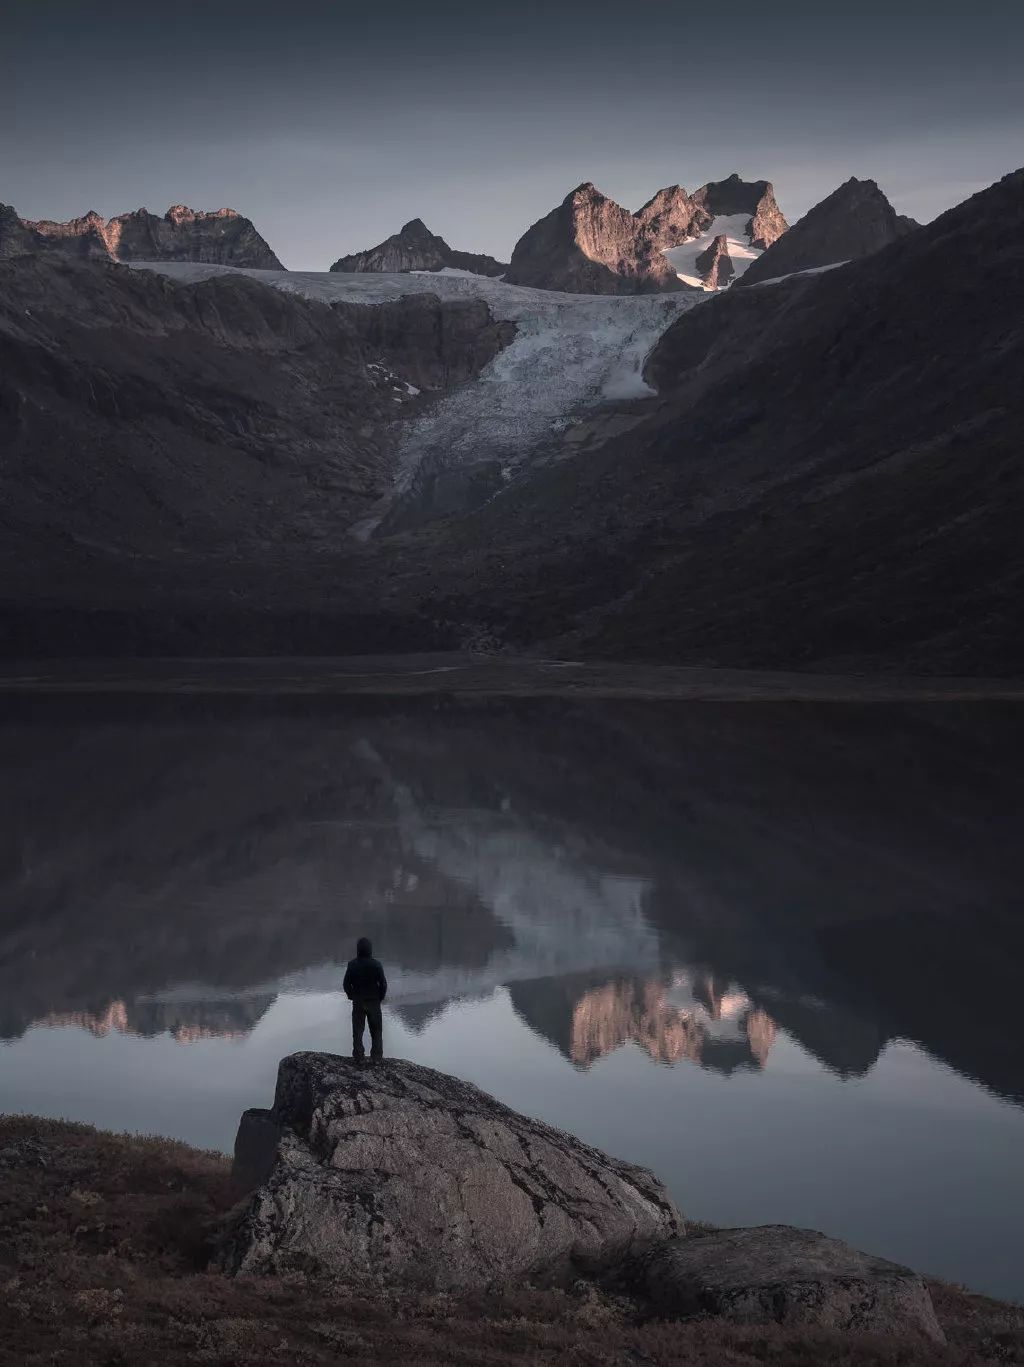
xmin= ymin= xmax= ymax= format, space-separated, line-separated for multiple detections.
xmin=419 ymin=170 xmax=1024 ymax=674
xmin=738 ymin=178 xmax=918 ymax=286
xmin=0 ymin=257 xmax=510 ymax=654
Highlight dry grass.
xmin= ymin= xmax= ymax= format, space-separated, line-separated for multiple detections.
xmin=1 ymin=1115 xmax=1022 ymax=1366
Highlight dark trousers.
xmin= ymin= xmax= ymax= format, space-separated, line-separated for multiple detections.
xmin=352 ymin=998 xmax=383 ymax=1060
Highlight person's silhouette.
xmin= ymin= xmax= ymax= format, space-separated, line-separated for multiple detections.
xmin=342 ymin=936 xmax=387 ymax=1063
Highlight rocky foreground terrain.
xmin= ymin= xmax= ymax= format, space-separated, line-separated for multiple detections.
xmin=3 ymin=1065 xmax=1022 ymax=1367
xmin=0 ymin=168 xmax=1020 ymax=670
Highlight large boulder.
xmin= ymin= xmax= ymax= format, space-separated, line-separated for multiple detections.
xmin=223 ymin=1052 xmax=683 ymax=1287
xmin=635 ymin=1225 xmax=945 ymax=1342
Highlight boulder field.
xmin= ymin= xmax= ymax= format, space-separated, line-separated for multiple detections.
xmin=225 ymin=1052 xmax=944 ymax=1342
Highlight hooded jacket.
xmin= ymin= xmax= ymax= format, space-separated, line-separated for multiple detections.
xmin=343 ymin=938 xmax=387 ymax=1003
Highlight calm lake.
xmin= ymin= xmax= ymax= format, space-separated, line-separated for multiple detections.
xmin=2 ymin=695 xmax=1023 ymax=1300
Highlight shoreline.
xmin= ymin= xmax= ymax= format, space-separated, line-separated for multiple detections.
xmin=2 ymin=654 xmax=1024 ymax=700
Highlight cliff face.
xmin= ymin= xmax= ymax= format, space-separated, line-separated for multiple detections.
xmin=695 ymin=234 xmax=735 ymax=288
xmin=330 ymin=217 xmax=507 ymax=277
xmin=505 ymin=175 xmax=787 ymax=294
xmin=739 ymin=178 xmax=919 ymax=286
xmin=504 ymin=182 xmax=686 ymax=294
xmin=690 ymin=173 xmax=788 ymax=248
xmin=0 ymin=203 xmax=285 ymax=269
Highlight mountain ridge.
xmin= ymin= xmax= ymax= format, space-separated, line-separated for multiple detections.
xmin=739 ymin=177 xmax=918 ymax=285
xmin=0 ymin=202 xmax=285 ymax=269
xmin=504 ymin=173 xmax=787 ymax=294
xmin=330 ymin=217 xmax=507 ymax=276
xmin=0 ymin=169 xmax=1021 ymax=674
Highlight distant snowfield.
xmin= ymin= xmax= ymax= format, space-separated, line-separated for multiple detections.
xmin=748 ymin=259 xmax=850 ymax=288
xmin=130 ymin=262 xmax=701 ymax=530
xmin=662 ymin=214 xmax=763 ymax=289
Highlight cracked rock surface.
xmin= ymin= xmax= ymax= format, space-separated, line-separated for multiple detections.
xmin=635 ymin=1225 xmax=945 ymax=1341
xmin=224 ymin=1052 xmax=683 ymax=1287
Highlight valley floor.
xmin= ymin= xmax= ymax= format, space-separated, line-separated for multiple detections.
xmin=0 ymin=1115 xmax=1021 ymax=1367
xmin=2 ymin=655 xmax=1024 ymax=699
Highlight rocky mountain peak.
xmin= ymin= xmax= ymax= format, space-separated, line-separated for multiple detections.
xmin=635 ymin=186 xmax=695 ymax=247
xmin=165 ymin=204 xmax=240 ymax=224
xmin=695 ymin=234 xmax=734 ymax=289
xmin=504 ymin=180 xmax=683 ymax=294
xmin=738 ymin=176 xmax=919 ymax=286
xmin=507 ymin=172 xmax=787 ymax=294
xmin=330 ymin=219 xmax=507 ymax=278
xmin=689 ymin=175 xmax=788 ymax=249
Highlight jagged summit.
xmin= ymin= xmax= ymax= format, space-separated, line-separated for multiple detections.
xmin=504 ymin=174 xmax=787 ymax=294
xmin=330 ymin=218 xmax=507 ymax=277
xmin=0 ymin=203 xmax=284 ymax=269
xmin=695 ymin=234 xmax=735 ymax=289
xmin=739 ymin=176 xmax=919 ymax=286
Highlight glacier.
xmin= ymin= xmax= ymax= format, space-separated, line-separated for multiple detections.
xmin=130 ymin=262 xmax=701 ymax=531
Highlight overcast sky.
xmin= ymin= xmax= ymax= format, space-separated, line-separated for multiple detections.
xmin=4 ymin=0 xmax=1022 ymax=269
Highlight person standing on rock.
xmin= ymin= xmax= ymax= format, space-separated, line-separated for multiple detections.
xmin=343 ymin=937 xmax=387 ymax=1063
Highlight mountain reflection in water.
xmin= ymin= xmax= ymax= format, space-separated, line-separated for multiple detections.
xmin=2 ymin=695 xmax=1023 ymax=1298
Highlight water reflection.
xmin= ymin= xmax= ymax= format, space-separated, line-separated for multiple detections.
xmin=2 ymin=696 xmax=1024 ymax=1296
xmin=565 ymin=972 xmax=776 ymax=1071
xmin=3 ymin=697 xmax=1022 ymax=1097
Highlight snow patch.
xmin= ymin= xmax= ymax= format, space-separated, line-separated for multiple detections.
xmin=411 ymin=266 xmax=497 ymax=280
xmin=748 ymin=259 xmax=851 ymax=288
xmin=662 ymin=214 xmax=762 ymax=290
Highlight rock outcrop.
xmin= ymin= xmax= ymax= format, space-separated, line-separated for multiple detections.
xmin=738 ymin=178 xmax=919 ymax=286
xmin=635 ymin=1226 xmax=945 ymax=1341
xmin=504 ymin=175 xmax=786 ymax=294
xmin=331 ymin=218 xmax=507 ymax=277
xmin=224 ymin=1052 xmax=683 ymax=1286
xmin=0 ymin=203 xmax=284 ymax=269
xmin=695 ymin=234 xmax=734 ymax=289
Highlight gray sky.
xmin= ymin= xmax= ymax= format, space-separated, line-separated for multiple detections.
xmin=4 ymin=0 xmax=1022 ymax=269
